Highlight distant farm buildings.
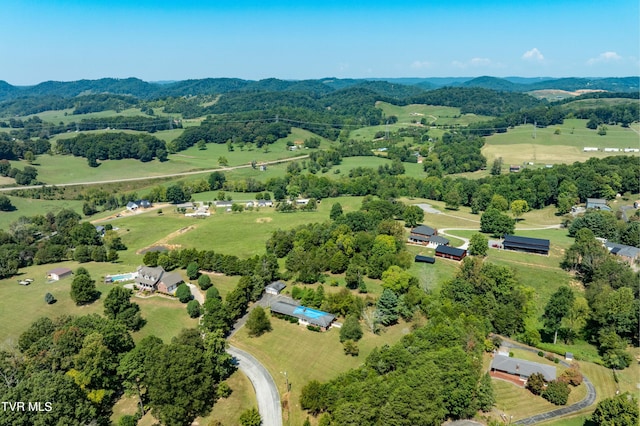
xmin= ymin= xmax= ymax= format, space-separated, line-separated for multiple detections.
xmin=435 ymin=245 xmax=467 ymax=261
xmin=503 ymin=235 xmax=550 ymax=255
xmin=509 ymin=165 xmax=521 ymax=173
xmin=585 ymin=198 xmax=611 ymax=211
xmin=126 ymin=199 xmax=152 ymax=212
xmin=583 ymin=147 xmax=598 ymax=152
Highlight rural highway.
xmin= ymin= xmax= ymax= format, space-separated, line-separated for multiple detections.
xmin=227 ymin=346 xmax=283 ymax=426
xmin=0 ymin=155 xmax=310 ymax=192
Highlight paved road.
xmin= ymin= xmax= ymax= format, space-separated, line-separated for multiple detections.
xmin=227 ymin=346 xmax=283 ymax=426
xmin=0 ymin=155 xmax=309 ymax=192
xmin=495 ymin=336 xmax=597 ymax=425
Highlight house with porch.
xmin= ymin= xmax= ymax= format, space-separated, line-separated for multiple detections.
xmin=134 ymin=265 xmax=183 ymax=294
xmin=490 ymin=354 xmax=557 ymax=384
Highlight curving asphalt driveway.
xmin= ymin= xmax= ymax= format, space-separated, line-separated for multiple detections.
xmin=227 ymin=346 xmax=283 ymax=426
xmin=496 ymin=336 xmax=597 ymax=425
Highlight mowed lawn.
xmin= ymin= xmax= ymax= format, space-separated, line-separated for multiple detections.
xmin=230 ymin=316 xmax=411 ymax=426
xmin=0 ymin=260 xmax=194 ymax=345
xmin=483 ymin=118 xmax=640 ymax=165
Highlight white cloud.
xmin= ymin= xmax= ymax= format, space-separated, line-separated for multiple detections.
xmin=522 ymin=48 xmax=544 ymax=62
xmin=411 ymin=60 xmax=432 ymax=69
xmin=587 ymin=51 xmax=622 ymax=65
xmin=452 ymin=57 xmax=494 ymax=69
xmin=470 ymin=57 xmax=491 ymax=67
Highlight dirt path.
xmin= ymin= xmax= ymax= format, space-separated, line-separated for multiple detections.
xmin=135 ymin=225 xmax=197 ymax=254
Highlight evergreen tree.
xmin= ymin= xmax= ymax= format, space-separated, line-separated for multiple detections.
xmin=477 ymin=372 xmax=495 ymax=412
xmin=376 ymin=288 xmax=399 ymax=326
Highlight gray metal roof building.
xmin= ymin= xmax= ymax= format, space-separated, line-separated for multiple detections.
xmin=491 ymin=354 xmax=557 ymax=381
xmin=270 ymin=300 xmax=335 ymax=328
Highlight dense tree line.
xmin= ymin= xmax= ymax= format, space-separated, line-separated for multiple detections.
xmin=407 ymin=86 xmax=543 ymax=116
xmin=0 ymin=209 xmax=127 ymax=278
xmin=571 ymin=102 xmax=639 ymax=128
xmin=56 ymin=132 xmax=167 ymax=165
xmin=300 ymin=306 xmax=491 ymax=424
xmin=75 ymin=115 xmax=180 ymax=133
xmin=561 ymin=229 xmax=639 ymax=368
xmin=267 ymin=197 xmax=412 ymax=283
xmin=568 ymin=209 xmax=639 ymax=247
xmin=1 ymin=314 xmax=234 ymax=426
xmin=172 ymin=114 xmax=290 ymax=151
xmin=0 ymin=160 xmax=39 ymax=185
xmin=432 ymin=132 xmax=486 ymax=173
xmin=264 ymin=156 xmax=638 ymax=216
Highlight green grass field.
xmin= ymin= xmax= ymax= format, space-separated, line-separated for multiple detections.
xmin=9 ymin=127 xmax=322 ymax=186
xmin=0 ymin=195 xmax=85 ymax=230
xmin=483 ymin=118 xmax=640 ymax=166
xmin=230 ymin=315 xmax=412 ymax=425
xmin=0 ymin=260 xmax=195 ymax=345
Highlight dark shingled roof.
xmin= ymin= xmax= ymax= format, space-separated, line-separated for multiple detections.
xmin=503 ymin=235 xmax=550 ymax=252
xmin=270 ymin=300 xmax=335 ymax=328
xmin=411 ymin=225 xmax=436 ymax=236
xmin=429 ymin=235 xmax=450 ymax=245
xmin=415 ymin=255 xmax=435 ymax=264
xmin=491 ymin=354 xmax=556 ymax=381
xmin=435 ymin=245 xmax=466 ymax=257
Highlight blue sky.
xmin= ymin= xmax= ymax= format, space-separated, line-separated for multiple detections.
xmin=2 ymin=0 xmax=638 ymax=85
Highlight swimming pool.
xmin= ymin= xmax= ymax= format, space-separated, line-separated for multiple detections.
xmin=108 ymin=272 xmax=137 ymax=282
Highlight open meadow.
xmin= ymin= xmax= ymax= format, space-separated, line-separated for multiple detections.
xmin=483 ymin=118 xmax=640 ymax=166
xmin=5 ymin=127 xmax=324 ymax=186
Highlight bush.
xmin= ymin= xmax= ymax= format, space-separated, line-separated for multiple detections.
xmin=198 ymin=274 xmax=212 ymax=290
xmin=526 ymin=372 xmax=546 ymax=396
xmin=176 ymin=283 xmax=192 ymax=303
xmin=559 ymin=368 xmax=583 ymax=386
xmin=545 ymin=352 xmax=556 ymax=361
xmin=509 ymin=351 xmax=514 ymax=357
xmin=538 ymin=351 xmax=544 ymax=357
xmin=307 ymin=325 xmax=321 ymax=332
xmin=44 ymin=292 xmax=56 ymax=304
xmin=542 ymin=380 xmax=571 ymax=405
xmin=343 ymin=340 xmax=359 ymax=356
xmin=216 ymin=382 xmax=232 ymax=399
xmin=186 ymin=300 xmax=201 ymax=318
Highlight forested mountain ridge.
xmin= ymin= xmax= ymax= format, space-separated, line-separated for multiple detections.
xmin=0 ymin=76 xmax=637 ymax=102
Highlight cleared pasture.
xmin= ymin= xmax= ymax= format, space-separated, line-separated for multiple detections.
xmin=14 ymin=127 xmax=321 ymax=185
xmin=483 ymin=118 xmax=640 ymax=166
